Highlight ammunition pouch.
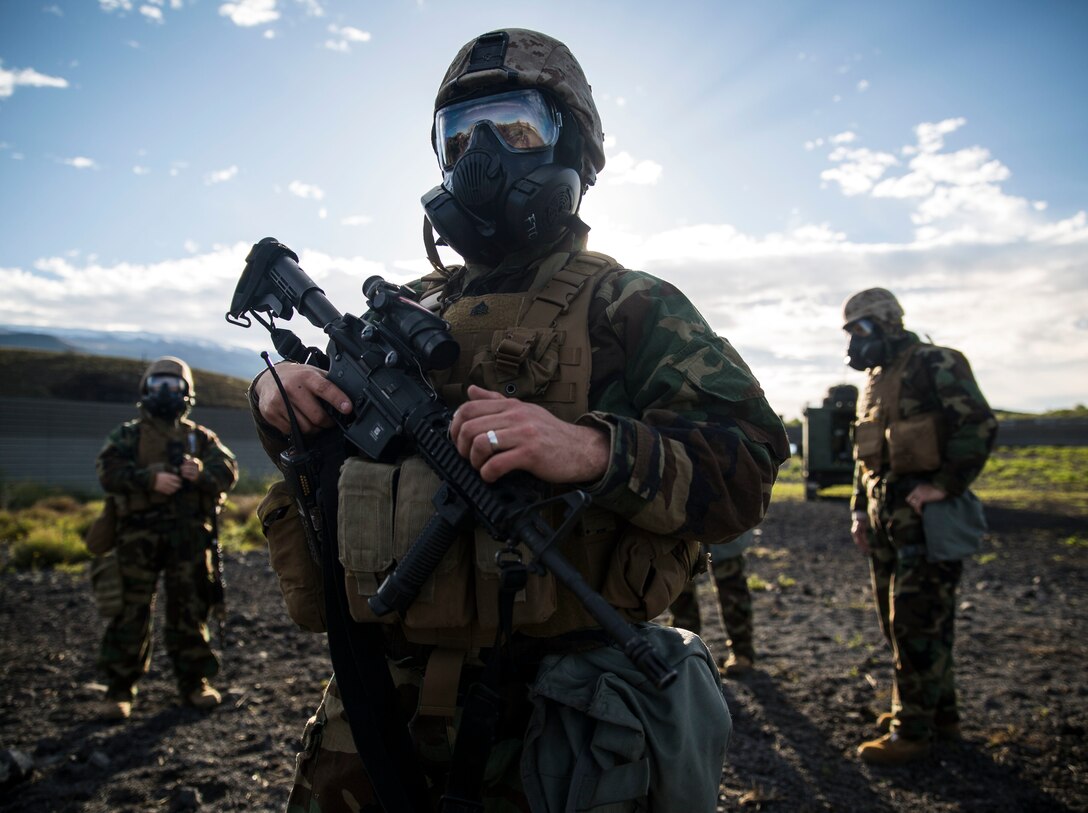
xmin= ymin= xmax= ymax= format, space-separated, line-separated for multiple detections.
xmin=853 ymin=419 xmax=885 ymax=472
xmin=887 ymin=411 xmax=942 ymax=474
xmin=85 ymin=496 xmax=118 ymax=556
xmin=89 ymin=551 xmax=124 ymax=619
xmin=258 ymin=480 xmax=327 ymax=633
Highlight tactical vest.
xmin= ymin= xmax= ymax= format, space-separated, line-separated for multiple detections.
xmin=335 ymin=251 xmax=699 ymax=649
xmin=115 ymin=416 xmax=212 ymax=518
xmin=854 ymin=344 xmax=943 ymax=479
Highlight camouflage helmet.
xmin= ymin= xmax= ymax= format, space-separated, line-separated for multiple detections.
xmin=433 ymin=29 xmax=606 ymax=185
xmin=842 ymin=288 xmax=905 ymax=334
xmin=139 ymin=356 xmax=195 ymax=399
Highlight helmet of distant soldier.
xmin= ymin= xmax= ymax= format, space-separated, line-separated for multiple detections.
xmin=842 ymin=288 xmax=905 ymax=335
xmin=138 ymin=356 xmax=195 ymax=419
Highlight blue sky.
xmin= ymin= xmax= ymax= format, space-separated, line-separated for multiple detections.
xmin=1 ymin=0 xmax=1086 ymax=419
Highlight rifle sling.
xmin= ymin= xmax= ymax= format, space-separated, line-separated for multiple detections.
xmin=317 ymin=437 xmax=434 ymax=813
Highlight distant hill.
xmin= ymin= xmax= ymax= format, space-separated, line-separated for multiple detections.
xmin=0 ymin=325 xmax=266 ymax=382
xmin=0 ymin=348 xmax=251 ymax=408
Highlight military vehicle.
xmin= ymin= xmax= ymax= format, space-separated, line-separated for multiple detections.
xmin=802 ymin=384 xmax=857 ymax=500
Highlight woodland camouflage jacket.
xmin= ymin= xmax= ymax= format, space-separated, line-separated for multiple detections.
xmin=851 ymin=332 xmax=998 ymax=513
xmin=97 ymin=411 xmax=238 ymax=522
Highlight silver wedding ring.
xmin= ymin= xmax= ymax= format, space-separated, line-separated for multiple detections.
xmin=486 ymin=429 xmax=500 ymax=452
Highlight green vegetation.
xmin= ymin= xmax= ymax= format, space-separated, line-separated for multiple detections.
xmin=0 ymin=493 xmax=268 ymax=573
xmin=773 ymin=445 xmax=1088 ymax=515
xmin=994 ymin=405 xmax=1088 ymax=421
xmin=0 ymin=347 xmax=250 ymax=408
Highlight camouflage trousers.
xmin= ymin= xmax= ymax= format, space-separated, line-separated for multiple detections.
xmin=98 ymin=525 xmax=218 ymax=700
xmin=867 ymin=487 xmax=962 ymax=741
xmin=669 ymin=554 xmax=754 ymax=661
xmin=287 ymin=671 xmax=532 ymax=813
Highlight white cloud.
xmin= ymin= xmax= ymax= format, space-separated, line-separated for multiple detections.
xmin=183 ymin=239 xmax=200 ymax=253
xmin=296 ymin=0 xmax=323 ymax=15
xmin=341 ymin=214 xmax=373 ymax=227
xmin=99 ymin=0 xmax=134 ymax=11
xmin=288 ymin=180 xmax=325 ymax=200
xmin=0 ymin=64 xmax=69 ymax=99
xmin=325 ymin=24 xmax=371 ymax=51
xmin=204 ymin=165 xmax=238 ymax=184
xmin=62 ymin=156 xmax=98 ymax=170
xmin=856 ymin=79 xmax=870 ymax=92
xmin=804 ymin=138 xmax=825 ymax=152
xmin=820 ymin=147 xmax=898 ymax=195
xmin=133 ymin=165 xmax=151 ymax=175
xmin=219 ymin=0 xmax=278 ymax=27
xmin=139 ymin=5 xmax=164 ymax=22
xmin=43 ymin=5 xmax=64 ymax=16
xmin=603 ymin=151 xmax=663 ymax=186
xmin=830 ymin=131 xmax=856 ymax=145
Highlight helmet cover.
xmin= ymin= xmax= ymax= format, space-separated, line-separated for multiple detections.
xmin=433 ymin=29 xmax=605 ymax=185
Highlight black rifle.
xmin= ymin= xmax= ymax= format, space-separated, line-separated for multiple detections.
xmin=226 ymin=237 xmax=678 ymax=810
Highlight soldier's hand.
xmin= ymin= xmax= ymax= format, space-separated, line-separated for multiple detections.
xmin=850 ymin=510 xmax=870 ymax=554
xmin=255 ymin=362 xmax=352 ymax=435
xmin=906 ymin=483 xmax=948 ymax=515
xmin=180 ymin=458 xmax=203 ymax=481
xmin=450 ymin=385 xmax=609 ymax=484
xmin=153 ymin=471 xmax=183 ymax=495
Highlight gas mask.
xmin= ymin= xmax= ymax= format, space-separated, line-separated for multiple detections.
xmin=422 ymin=88 xmax=581 ymax=264
xmin=844 ymin=318 xmax=889 ymax=371
xmin=141 ymin=373 xmax=191 ymax=420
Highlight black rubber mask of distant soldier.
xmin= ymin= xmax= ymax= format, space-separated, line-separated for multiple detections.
xmin=845 ymin=319 xmax=891 ymax=371
xmin=141 ymin=374 xmax=190 ymax=420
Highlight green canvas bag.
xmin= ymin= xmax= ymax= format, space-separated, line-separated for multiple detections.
xmin=922 ymin=490 xmax=987 ymax=562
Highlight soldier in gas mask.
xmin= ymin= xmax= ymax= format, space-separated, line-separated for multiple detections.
xmin=843 ymin=289 xmax=997 ymax=764
xmin=93 ymin=356 xmax=238 ymax=721
xmin=250 ymin=30 xmax=789 ymax=810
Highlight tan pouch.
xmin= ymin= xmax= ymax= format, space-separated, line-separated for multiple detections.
xmin=338 ymin=457 xmax=474 ymax=627
xmin=469 ymin=327 xmax=565 ymax=400
xmin=474 ymin=526 xmax=558 ymax=629
xmin=887 ymin=412 xmax=942 ymax=474
xmin=853 ymin=419 xmax=885 ymax=471
xmin=601 ymin=529 xmax=699 ymax=621
xmin=85 ymin=496 xmax=118 ymax=556
xmin=397 ymin=458 xmax=473 ymax=630
xmin=258 ymin=480 xmax=326 ymax=633
xmin=89 ymin=551 xmax=124 ymax=618
xmin=337 ymin=458 xmax=399 ymax=624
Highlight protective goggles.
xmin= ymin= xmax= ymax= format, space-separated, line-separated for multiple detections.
xmin=434 ymin=89 xmax=561 ymax=170
xmin=145 ymin=374 xmax=187 ymax=394
xmin=844 ymin=318 xmax=878 ymax=338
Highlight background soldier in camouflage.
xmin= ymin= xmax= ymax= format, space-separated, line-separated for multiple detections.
xmin=670 ymin=529 xmax=757 ymax=677
xmin=251 ymin=29 xmax=789 ymax=811
xmin=843 ymin=289 xmax=997 ymax=765
xmin=95 ymin=356 xmax=238 ymax=720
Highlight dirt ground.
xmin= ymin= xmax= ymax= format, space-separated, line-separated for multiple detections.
xmin=1 ymin=498 xmax=1085 ymax=812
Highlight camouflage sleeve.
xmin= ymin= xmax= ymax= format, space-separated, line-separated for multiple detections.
xmin=96 ymin=422 xmax=153 ymax=494
xmin=579 ymin=269 xmax=790 ymax=543
xmin=247 ymin=369 xmax=292 ymax=468
xmin=917 ymin=346 xmax=998 ymax=495
xmin=851 ymin=460 xmax=867 ymax=514
xmin=196 ymin=426 xmax=239 ymax=496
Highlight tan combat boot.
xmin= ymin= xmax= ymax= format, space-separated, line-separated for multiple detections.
xmin=877 ymin=712 xmax=960 ymax=740
xmin=857 ymin=732 xmax=930 ymax=765
xmin=719 ymin=653 xmax=753 ymax=678
xmin=97 ymin=697 xmax=132 ymax=721
xmin=184 ymin=680 xmax=222 ymax=710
